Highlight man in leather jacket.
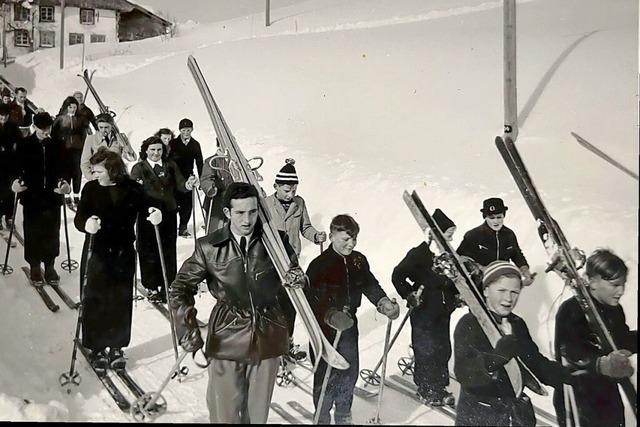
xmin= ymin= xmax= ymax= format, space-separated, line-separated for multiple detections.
xmin=169 ymin=182 xmax=306 ymax=423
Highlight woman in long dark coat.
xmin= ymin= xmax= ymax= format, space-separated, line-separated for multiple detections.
xmin=130 ymin=136 xmax=195 ymax=303
xmin=75 ymin=147 xmax=161 ymax=373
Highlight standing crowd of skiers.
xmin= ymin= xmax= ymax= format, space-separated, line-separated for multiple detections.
xmin=0 ymin=83 xmax=636 ymax=426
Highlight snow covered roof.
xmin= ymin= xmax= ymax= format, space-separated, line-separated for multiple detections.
xmin=38 ymin=0 xmax=135 ymax=12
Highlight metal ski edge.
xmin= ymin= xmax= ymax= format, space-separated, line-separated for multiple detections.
xmin=270 ymin=402 xmax=302 ymax=424
xmin=20 ymin=267 xmax=60 ymax=312
xmin=46 ymin=281 xmax=79 ymax=309
xmin=114 ymin=369 xmax=145 ymax=398
xmin=186 ymin=55 xmax=348 ymax=371
xmin=402 ymin=191 xmax=524 ymax=397
xmin=76 ymin=343 xmax=131 ymax=412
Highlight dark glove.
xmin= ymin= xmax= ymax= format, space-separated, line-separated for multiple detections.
xmin=406 ymin=290 xmax=423 ymax=309
xmin=597 ymin=349 xmax=634 ymax=379
xmin=205 ymin=186 xmax=217 ymax=198
xmin=178 ymin=307 xmax=204 ymax=353
xmin=283 ymin=266 xmax=307 ymax=289
xmin=324 ymin=307 xmax=354 ymax=331
xmin=485 ymin=334 xmax=519 ymax=372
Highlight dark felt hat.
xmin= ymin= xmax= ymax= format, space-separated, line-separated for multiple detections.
xmin=179 ymin=118 xmax=193 ymax=129
xmin=481 ymin=197 xmax=508 ymax=216
xmin=33 ymin=112 xmax=54 ymax=129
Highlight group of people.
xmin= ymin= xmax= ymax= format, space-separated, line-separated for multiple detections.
xmin=1 ymin=83 xmax=636 ymax=427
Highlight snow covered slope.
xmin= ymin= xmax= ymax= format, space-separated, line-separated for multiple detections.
xmin=1 ymin=0 xmax=636 ymax=422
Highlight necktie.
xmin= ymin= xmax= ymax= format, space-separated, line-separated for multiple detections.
xmin=240 ymin=236 xmax=247 ymax=257
xmin=153 ymin=164 xmax=163 ymax=176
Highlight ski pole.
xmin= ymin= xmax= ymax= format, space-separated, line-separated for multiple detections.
xmin=369 ymin=316 xmax=394 ymax=424
xmin=360 ymin=284 xmax=423 ymax=386
xmin=130 ymin=351 xmax=189 ymax=421
xmin=195 ymin=186 xmax=206 ymax=224
xmin=314 ymin=330 xmax=342 ymax=425
xmin=0 ymin=192 xmax=19 ymax=275
xmin=204 ymin=197 xmax=213 ymax=235
xmin=60 ymin=200 xmax=79 ymax=273
xmin=153 ymin=223 xmax=188 ymax=381
xmin=59 ymin=234 xmax=94 ymax=392
xmin=191 ymin=186 xmax=198 ymax=247
xmin=571 ymin=132 xmax=639 ymax=181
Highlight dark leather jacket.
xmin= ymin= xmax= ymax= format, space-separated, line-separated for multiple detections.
xmin=170 ymin=222 xmax=295 ymax=362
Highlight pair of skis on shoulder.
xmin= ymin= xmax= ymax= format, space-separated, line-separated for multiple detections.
xmin=21 ymin=267 xmax=78 ymax=312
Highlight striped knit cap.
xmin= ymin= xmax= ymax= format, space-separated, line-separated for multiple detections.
xmin=275 ymin=159 xmax=299 ymax=184
xmin=482 ymin=260 xmax=522 ymax=288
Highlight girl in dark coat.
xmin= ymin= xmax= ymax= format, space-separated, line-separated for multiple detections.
xmin=75 ymin=148 xmax=162 ymax=373
xmin=553 ymin=249 xmax=636 ymax=427
xmin=130 ymin=136 xmax=196 ymax=303
xmin=454 ymin=261 xmax=578 ymax=426
xmin=53 ymin=96 xmax=90 ymax=208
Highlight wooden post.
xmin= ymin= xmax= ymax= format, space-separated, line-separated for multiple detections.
xmin=503 ymin=0 xmax=517 ymax=140
xmin=265 ymin=0 xmax=270 ymax=27
xmin=2 ymin=4 xmax=7 ymax=68
xmin=59 ymin=0 xmax=65 ymax=69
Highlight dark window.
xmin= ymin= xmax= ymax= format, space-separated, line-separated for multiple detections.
xmin=14 ymin=30 xmax=31 ymax=47
xmin=90 ymin=34 xmax=105 ymax=43
xmin=69 ymin=33 xmax=84 ymax=45
xmin=13 ymin=4 xmax=30 ymax=22
xmin=79 ymin=8 xmax=95 ymax=25
xmin=39 ymin=6 xmax=55 ymax=23
xmin=40 ymin=31 xmax=55 ymax=48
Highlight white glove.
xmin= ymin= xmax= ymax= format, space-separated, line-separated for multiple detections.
xmin=85 ymin=216 xmax=101 ymax=234
xmin=315 ymin=232 xmax=327 ymax=243
xmin=11 ymin=179 xmax=27 ymax=193
xmin=185 ymin=175 xmax=198 ymax=191
xmin=54 ymin=180 xmax=71 ymax=195
xmin=377 ymin=297 xmax=400 ymax=320
xmin=147 ymin=207 xmax=163 ymax=225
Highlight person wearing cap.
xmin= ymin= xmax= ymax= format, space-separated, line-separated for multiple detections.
xmin=200 ymin=138 xmax=233 ymax=234
xmin=131 ymin=136 xmax=197 ymax=303
xmin=12 ymin=112 xmax=71 ymax=283
xmin=0 ymin=87 xmax=11 ymax=105
xmin=80 ymin=113 xmax=136 ymax=181
xmin=265 ymin=158 xmax=326 ymax=361
xmin=392 ymin=208 xmax=460 ymax=406
xmin=305 ymin=214 xmax=400 ymax=424
xmin=168 ymin=118 xmax=203 ymax=237
xmin=0 ymin=103 xmax=23 ymax=231
xmin=457 ymin=197 xmax=535 ymax=286
xmin=553 ymin=249 xmax=636 ymax=427
xmin=454 ymin=260 xmax=582 ymax=426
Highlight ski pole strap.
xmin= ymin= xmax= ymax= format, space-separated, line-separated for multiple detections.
xmin=192 ymin=349 xmax=209 ymax=369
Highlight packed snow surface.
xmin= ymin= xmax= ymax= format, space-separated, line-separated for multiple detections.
xmin=1 ymin=0 xmax=637 ymax=423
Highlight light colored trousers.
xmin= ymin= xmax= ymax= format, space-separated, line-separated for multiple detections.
xmin=206 ymin=357 xmax=279 ymax=423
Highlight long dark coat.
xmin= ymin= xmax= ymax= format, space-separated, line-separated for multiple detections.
xmin=74 ymin=179 xmax=146 ymax=351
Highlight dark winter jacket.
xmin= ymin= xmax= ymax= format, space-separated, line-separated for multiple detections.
xmin=9 ymin=101 xmax=32 ymax=127
xmin=77 ymin=104 xmax=98 ymax=130
xmin=52 ymin=114 xmax=86 ymax=150
xmin=392 ymin=241 xmax=458 ymax=320
xmin=130 ymin=159 xmax=188 ymax=212
xmin=0 ymin=121 xmax=22 ymax=191
xmin=457 ymin=222 xmax=528 ymax=268
xmin=168 ymin=136 xmax=203 ymax=179
xmin=306 ymin=246 xmax=387 ymax=335
xmin=169 ymin=222 xmax=296 ymax=362
xmin=15 ymin=133 xmax=66 ymax=210
xmin=553 ymin=296 xmax=637 ymax=427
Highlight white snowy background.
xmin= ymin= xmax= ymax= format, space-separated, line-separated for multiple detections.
xmin=0 ymin=0 xmax=637 ymax=423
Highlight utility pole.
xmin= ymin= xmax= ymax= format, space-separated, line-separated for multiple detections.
xmin=1 ymin=1 xmax=8 ymax=68
xmin=265 ymin=0 xmax=270 ymax=27
xmin=503 ymin=0 xmax=517 ymax=141
xmin=59 ymin=0 xmax=65 ymax=69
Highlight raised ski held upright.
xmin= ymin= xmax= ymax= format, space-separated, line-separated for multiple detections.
xmin=403 ymin=190 xmax=547 ymax=397
xmin=495 ymin=136 xmax=637 ymax=418
xmin=186 ymin=55 xmax=348 ymax=371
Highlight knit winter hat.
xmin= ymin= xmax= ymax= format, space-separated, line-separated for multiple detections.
xmin=179 ymin=118 xmax=193 ymax=130
xmin=275 ymin=159 xmax=299 ymax=185
xmin=482 ymin=260 xmax=522 ymax=288
xmin=1 ymin=87 xmax=11 ymax=98
xmin=33 ymin=112 xmax=54 ymax=129
xmin=432 ymin=208 xmax=455 ymax=232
